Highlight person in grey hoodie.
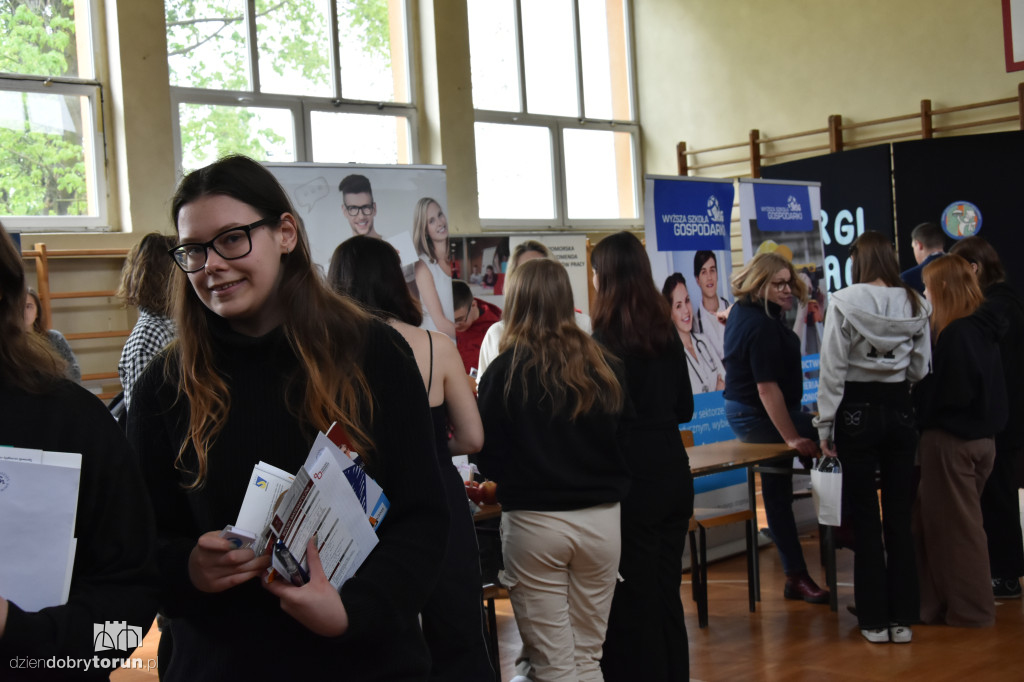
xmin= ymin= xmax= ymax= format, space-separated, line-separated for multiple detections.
xmin=815 ymin=231 xmax=931 ymax=644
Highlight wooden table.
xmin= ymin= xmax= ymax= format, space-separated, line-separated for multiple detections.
xmin=687 ymin=439 xmax=796 ymax=607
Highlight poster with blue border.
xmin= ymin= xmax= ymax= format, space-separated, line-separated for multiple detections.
xmin=738 ymin=179 xmax=825 ymax=411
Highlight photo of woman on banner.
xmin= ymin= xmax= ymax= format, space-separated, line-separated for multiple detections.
xmin=692 ymin=250 xmax=730 ymax=365
xmin=413 ymin=197 xmax=456 ymax=339
xmin=662 ymin=272 xmax=724 ymax=393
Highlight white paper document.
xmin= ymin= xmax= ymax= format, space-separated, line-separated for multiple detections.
xmin=0 ymin=447 xmax=82 ymax=611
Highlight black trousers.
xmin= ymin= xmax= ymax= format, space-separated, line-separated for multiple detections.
xmin=981 ymin=443 xmax=1024 ymax=579
xmin=421 ymin=463 xmax=494 ymax=682
xmin=834 ymin=382 xmax=919 ymax=629
xmin=602 ymin=430 xmax=694 ymax=682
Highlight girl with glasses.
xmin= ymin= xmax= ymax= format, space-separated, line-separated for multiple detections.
xmin=127 ymin=155 xmax=449 ymax=681
xmin=722 ymin=251 xmax=830 ymax=605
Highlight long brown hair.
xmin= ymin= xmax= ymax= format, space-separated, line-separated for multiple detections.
xmin=949 ymin=236 xmax=1007 ymax=291
xmin=849 ymin=231 xmax=923 ymax=316
xmin=922 ymin=254 xmax=983 ymax=340
xmin=500 ymin=258 xmax=623 ymax=419
xmin=117 ymin=232 xmax=178 ymax=315
xmin=0 ymin=222 xmax=65 ymax=392
xmin=591 ymin=231 xmax=675 ymax=356
xmin=169 ymin=155 xmax=374 ymax=487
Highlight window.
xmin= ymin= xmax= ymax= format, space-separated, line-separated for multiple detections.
xmin=0 ymin=0 xmax=107 ymax=231
xmin=468 ymin=0 xmax=639 ymax=228
xmin=166 ymin=0 xmax=414 ymax=172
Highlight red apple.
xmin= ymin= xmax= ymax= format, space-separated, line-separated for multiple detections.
xmin=480 ymin=480 xmax=498 ymax=505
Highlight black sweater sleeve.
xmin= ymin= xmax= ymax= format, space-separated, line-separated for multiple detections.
xmin=1 ymin=382 xmax=159 ymax=680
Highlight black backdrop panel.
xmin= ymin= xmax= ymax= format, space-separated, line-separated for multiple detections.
xmin=762 ymin=144 xmax=894 ymax=292
xmin=892 ymin=131 xmax=1024 ymax=280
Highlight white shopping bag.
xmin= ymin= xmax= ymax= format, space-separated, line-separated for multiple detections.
xmin=810 ymin=457 xmax=842 ymax=526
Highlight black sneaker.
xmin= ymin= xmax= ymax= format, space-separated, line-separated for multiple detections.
xmin=992 ymin=577 xmax=1022 ymax=599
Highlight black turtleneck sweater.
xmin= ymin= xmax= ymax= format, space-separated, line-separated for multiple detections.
xmin=126 ymin=316 xmax=448 ymax=681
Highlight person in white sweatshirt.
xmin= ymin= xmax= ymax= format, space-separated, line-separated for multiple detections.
xmin=814 ymin=231 xmax=931 ymax=645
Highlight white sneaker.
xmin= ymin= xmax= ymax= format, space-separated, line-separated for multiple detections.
xmin=861 ymin=627 xmax=889 ymax=643
xmin=889 ymin=624 xmax=912 ymax=643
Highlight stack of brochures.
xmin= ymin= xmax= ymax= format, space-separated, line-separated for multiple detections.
xmin=0 ymin=447 xmax=82 ymax=611
xmin=227 ymin=423 xmax=389 ymax=590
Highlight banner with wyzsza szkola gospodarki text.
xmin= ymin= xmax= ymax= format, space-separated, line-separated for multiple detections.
xmin=645 ymin=175 xmax=734 ymax=444
xmin=738 ymin=179 xmax=824 ymax=411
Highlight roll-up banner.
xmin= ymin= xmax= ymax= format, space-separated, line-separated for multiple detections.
xmin=738 ymin=179 xmax=825 ymax=410
xmin=761 ymin=144 xmax=895 ymax=294
xmin=645 ymin=176 xmax=749 ymax=558
xmin=266 ymin=162 xmax=454 ymax=339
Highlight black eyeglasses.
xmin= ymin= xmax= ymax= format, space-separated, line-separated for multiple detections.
xmin=168 ymin=218 xmax=277 ymax=273
xmin=344 ymin=203 xmax=375 ymax=217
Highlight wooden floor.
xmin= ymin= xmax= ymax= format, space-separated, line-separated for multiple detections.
xmin=114 ymin=506 xmax=1024 ymax=682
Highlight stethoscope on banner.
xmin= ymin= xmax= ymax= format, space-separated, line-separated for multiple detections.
xmin=685 ymin=335 xmax=719 ymax=393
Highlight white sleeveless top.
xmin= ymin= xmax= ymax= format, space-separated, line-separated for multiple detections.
xmin=419 ymin=255 xmax=455 ymax=340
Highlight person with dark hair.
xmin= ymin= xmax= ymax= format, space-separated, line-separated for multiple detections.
xmin=723 ymin=251 xmax=830 ymax=604
xmin=590 ymin=231 xmax=694 ymax=682
xmin=329 ymin=236 xmax=492 ymax=682
xmin=815 ymin=231 xmax=931 ymax=643
xmin=950 ymin=235 xmax=1024 ymax=599
xmin=477 ymin=257 xmax=628 ymax=682
xmin=117 ymin=232 xmax=178 ymax=409
xmin=23 ymin=287 xmax=82 ymax=384
xmin=128 ymin=155 xmax=449 ymax=680
xmin=338 ymin=173 xmax=380 ymax=238
xmin=900 ymin=222 xmax=946 ymax=293
xmin=413 ymin=197 xmax=456 ymax=339
xmin=0 ymin=220 xmax=160 ymax=678
xmin=915 ymin=254 xmax=1007 ymax=628
xmin=662 ymin=272 xmax=723 ymax=393
xmin=692 ymin=250 xmax=729 ymax=363
xmin=451 ymin=279 xmax=501 ymax=375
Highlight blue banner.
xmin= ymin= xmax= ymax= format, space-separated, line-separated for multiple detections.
xmin=653 ymin=178 xmax=734 ymax=252
xmin=681 ymin=391 xmax=736 ymax=446
xmin=751 ymin=183 xmax=814 ymax=232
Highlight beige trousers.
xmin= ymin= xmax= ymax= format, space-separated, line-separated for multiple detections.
xmin=500 ymin=503 xmax=621 ymax=682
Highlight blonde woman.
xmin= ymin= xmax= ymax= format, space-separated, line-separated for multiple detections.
xmin=412 ymin=197 xmax=456 ymax=339
xmin=477 ymin=258 xmax=629 ymax=682
xmin=722 ymin=251 xmax=829 ymax=604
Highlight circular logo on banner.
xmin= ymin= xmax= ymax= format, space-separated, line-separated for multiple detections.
xmin=940 ymin=201 xmax=982 ymax=239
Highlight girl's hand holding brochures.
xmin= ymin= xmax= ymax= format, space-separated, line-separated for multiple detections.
xmin=188 ymin=530 xmax=271 ymax=593
xmin=262 ymin=537 xmax=350 ymax=636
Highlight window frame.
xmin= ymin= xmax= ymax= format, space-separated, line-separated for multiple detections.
xmin=0 ymin=0 xmax=109 ymax=232
xmin=168 ymin=0 xmax=418 ymax=173
xmin=472 ymin=0 xmax=642 ymax=231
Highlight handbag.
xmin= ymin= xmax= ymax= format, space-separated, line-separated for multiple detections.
xmin=810 ymin=456 xmax=842 ymax=526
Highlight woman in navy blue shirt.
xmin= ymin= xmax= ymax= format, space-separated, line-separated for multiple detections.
xmin=723 ymin=252 xmax=828 ymax=604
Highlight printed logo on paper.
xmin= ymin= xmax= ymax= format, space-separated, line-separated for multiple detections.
xmin=941 ymin=200 xmax=981 ymax=239
xmin=93 ymin=622 xmax=142 ymax=652
xmin=254 ymin=476 xmax=268 ymax=489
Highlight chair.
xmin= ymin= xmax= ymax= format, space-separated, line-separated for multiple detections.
xmin=683 ymin=429 xmax=759 ymax=628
